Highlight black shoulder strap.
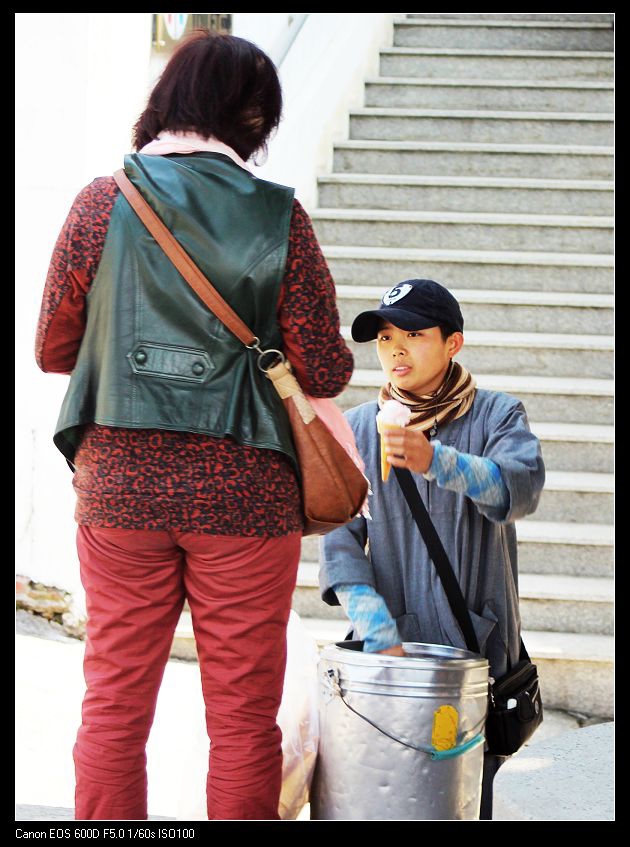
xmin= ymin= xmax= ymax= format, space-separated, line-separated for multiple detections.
xmin=393 ymin=467 xmax=480 ymax=655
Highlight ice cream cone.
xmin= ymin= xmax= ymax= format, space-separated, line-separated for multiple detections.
xmin=376 ymin=400 xmax=412 ymax=482
xmin=376 ymin=420 xmax=402 ymax=482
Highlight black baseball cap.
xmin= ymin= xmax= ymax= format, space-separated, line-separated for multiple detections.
xmin=351 ymin=278 xmax=464 ymax=342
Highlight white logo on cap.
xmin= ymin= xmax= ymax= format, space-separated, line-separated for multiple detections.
xmin=382 ymin=284 xmax=413 ymax=306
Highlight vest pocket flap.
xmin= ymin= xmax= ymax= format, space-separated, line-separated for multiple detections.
xmin=127 ymin=342 xmax=213 ymax=383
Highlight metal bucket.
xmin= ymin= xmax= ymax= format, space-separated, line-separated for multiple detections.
xmin=310 ymin=641 xmax=489 ymax=820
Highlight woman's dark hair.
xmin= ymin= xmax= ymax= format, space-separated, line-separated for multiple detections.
xmin=132 ymin=30 xmax=282 ymax=162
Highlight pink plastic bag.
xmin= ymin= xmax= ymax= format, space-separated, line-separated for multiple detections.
xmin=306 ymin=396 xmax=366 ymax=473
xmin=277 ymin=610 xmax=321 ymax=820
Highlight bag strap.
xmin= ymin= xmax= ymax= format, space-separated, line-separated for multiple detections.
xmin=393 ymin=466 xmax=480 ymax=655
xmin=112 ymin=168 xmax=260 ymax=352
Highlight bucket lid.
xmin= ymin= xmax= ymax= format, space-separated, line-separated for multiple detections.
xmin=321 ymin=641 xmax=489 ymax=700
xmin=326 ymin=640 xmax=488 ymax=669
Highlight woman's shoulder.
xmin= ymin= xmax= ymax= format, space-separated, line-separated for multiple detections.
xmin=69 ymin=176 xmax=119 ymax=217
xmin=288 ymin=197 xmax=313 ymax=233
xmin=60 ymin=177 xmax=120 ymax=252
xmin=90 ymin=175 xmax=118 ymax=194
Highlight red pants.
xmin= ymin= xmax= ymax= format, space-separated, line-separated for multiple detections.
xmin=73 ymin=525 xmax=301 ymax=821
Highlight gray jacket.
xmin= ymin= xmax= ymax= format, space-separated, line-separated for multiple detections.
xmin=319 ymin=390 xmax=545 ymax=679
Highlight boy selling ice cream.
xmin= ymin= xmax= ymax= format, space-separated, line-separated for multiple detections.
xmin=318 ymin=278 xmax=545 ymax=819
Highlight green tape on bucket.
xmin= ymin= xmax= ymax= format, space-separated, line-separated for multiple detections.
xmin=430 ymin=734 xmax=485 ymax=761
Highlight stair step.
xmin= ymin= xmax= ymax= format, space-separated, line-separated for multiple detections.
xmin=300 ymin=521 xmax=613 ymax=578
xmin=405 ymin=14 xmax=615 ymax=23
xmin=297 ymin=561 xmax=320 ymax=587
xmin=317 ymin=208 xmax=614 ymax=226
xmin=300 ymin=616 xmax=349 ymax=646
xmin=516 ymin=520 xmax=613 ymax=545
xmin=521 ymin=629 xmax=613 ymax=717
xmin=543 ymin=471 xmax=612 ymax=492
xmin=342 ymin=371 xmax=613 ymax=424
xmin=295 ymin=561 xmax=612 ymax=596
xmin=292 ymin=589 xmax=347 ymax=624
xmin=392 ymin=19 xmax=613 ymax=52
xmin=335 ymin=285 xmax=614 ymax=334
xmin=336 ymin=284 xmax=614 ymax=306
xmin=295 ymin=566 xmax=616 ymax=597
xmin=313 ymin=208 xmax=613 ymax=254
xmin=365 ymin=78 xmax=613 ymax=113
xmin=349 ymin=369 xmax=614 ymax=394
xmin=530 ymin=422 xmax=613 ymax=441
xmin=171 ymin=611 xmax=198 ymax=662
xmin=521 ymin=628 xmax=613 ymax=662
xmin=324 ymin=244 xmax=613 ymax=293
xmin=529 ymin=471 xmax=613 ymax=524
xmin=394 ymin=18 xmax=614 ymax=28
xmin=519 ymin=574 xmax=613 ymax=635
xmin=516 ymin=521 xmax=614 ymax=575
xmin=531 ymin=423 xmax=613 ymax=472
xmin=333 ymin=139 xmax=614 ymax=180
xmin=343 ymin=327 xmax=613 ymax=378
xmin=380 ymin=47 xmax=614 ymax=82
xmin=519 ymin=573 xmax=612 ymax=601
xmin=319 ymin=173 xmax=614 ymax=215
xmin=291 ymin=573 xmax=612 ymax=636
xmin=349 ymin=107 xmax=613 ymax=146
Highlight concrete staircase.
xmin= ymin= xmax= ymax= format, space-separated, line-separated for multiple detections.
xmin=301 ymin=12 xmax=614 ymax=719
xmin=172 ymin=13 xmax=613 ymax=719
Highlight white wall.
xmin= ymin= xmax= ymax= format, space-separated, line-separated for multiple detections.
xmin=16 ymin=13 xmax=153 ymax=606
xmin=232 ymin=13 xmax=308 ymax=67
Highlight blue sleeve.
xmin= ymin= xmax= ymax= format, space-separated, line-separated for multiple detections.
xmin=480 ymin=399 xmax=546 ymax=523
xmin=423 ymin=441 xmax=510 ymax=509
xmin=319 ymin=515 xmax=375 ymax=606
xmin=333 ymin=583 xmax=401 ymax=652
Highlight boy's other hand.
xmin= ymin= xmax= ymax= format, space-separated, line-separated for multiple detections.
xmin=383 ymin=428 xmax=434 ymax=474
xmin=377 ymin=644 xmax=406 ymax=656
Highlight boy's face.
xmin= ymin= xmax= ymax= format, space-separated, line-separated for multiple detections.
xmin=376 ymin=322 xmax=463 ymax=395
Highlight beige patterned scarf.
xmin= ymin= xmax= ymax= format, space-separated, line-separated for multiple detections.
xmin=378 ymin=361 xmax=476 ymax=436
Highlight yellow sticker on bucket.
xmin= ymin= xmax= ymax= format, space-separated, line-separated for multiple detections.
xmin=432 ymin=705 xmax=459 ymax=751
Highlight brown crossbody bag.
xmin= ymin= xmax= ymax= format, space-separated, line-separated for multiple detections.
xmin=113 ymin=169 xmax=368 ymax=536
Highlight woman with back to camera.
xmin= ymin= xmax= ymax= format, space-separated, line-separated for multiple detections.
xmin=35 ymin=30 xmax=353 ymax=821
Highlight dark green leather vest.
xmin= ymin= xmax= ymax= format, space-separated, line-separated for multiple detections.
xmin=54 ymin=152 xmax=297 ymax=469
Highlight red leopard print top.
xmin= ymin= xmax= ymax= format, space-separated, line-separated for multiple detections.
xmin=35 ymin=176 xmax=353 ymax=537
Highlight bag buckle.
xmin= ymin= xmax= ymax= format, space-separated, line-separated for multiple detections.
xmin=254 ymin=342 xmax=287 ymax=374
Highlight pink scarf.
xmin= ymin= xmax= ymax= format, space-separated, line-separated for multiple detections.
xmin=139 ymin=131 xmax=251 ymax=172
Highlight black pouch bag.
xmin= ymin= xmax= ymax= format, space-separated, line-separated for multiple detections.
xmin=485 ymin=641 xmax=543 ymax=756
